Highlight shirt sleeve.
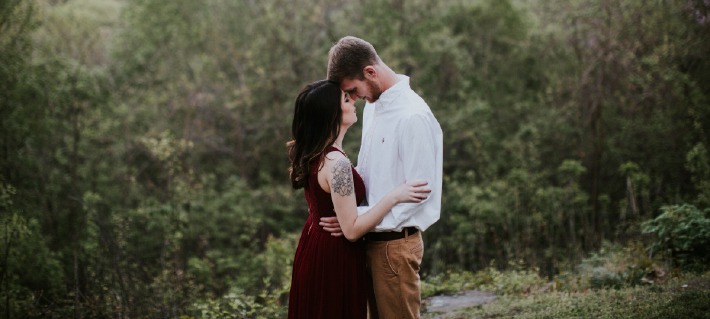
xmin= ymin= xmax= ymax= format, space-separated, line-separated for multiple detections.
xmin=390 ymin=112 xmax=438 ymax=225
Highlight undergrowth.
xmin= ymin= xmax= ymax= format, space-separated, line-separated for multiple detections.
xmin=423 ymin=271 xmax=710 ymax=319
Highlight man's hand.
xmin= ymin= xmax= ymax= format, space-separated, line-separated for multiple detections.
xmin=319 ymin=216 xmax=343 ymax=237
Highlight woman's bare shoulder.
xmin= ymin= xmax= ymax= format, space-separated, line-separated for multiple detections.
xmin=321 ymin=150 xmax=350 ymax=172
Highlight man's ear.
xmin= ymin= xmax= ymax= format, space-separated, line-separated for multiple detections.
xmin=363 ymin=65 xmax=377 ymax=80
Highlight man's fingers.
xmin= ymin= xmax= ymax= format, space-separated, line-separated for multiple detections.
xmin=320 ymin=216 xmax=338 ymax=223
xmin=320 ymin=216 xmax=342 ymax=235
xmin=319 ymin=221 xmax=339 ymax=228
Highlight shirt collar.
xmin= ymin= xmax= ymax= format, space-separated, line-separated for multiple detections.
xmin=373 ymin=74 xmax=409 ymax=113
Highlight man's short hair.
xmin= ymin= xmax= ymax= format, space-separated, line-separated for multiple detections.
xmin=327 ymin=36 xmax=380 ymax=83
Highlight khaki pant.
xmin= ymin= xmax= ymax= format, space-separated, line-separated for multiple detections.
xmin=366 ymin=230 xmax=423 ymax=319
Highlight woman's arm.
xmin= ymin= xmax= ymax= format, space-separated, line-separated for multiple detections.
xmin=318 ymin=152 xmax=430 ymax=242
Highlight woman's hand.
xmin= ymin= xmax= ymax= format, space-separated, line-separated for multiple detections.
xmin=390 ymin=180 xmax=430 ymax=203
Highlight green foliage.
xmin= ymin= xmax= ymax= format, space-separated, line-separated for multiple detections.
xmin=186 ymin=235 xmax=294 ymax=319
xmin=188 ymin=285 xmax=285 ymax=319
xmin=642 ymin=204 xmax=710 ymax=268
xmin=572 ymin=241 xmax=658 ymax=290
xmin=686 ymin=143 xmax=710 ymax=207
xmin=423 ymin=271 xmax=710 ymax=319
xmin=422 ymin=271 xmax=480 ymax=299
xmin=0 ymin=182 xmax=66 ymax=318
xmin=428 ymin=158 xmax=593 ymax=277
xmin=474 ymin=260 xmax=548 ymax=296
xmin=1 ymin=0 xmax=709 ymax=316
xmin=33 ymin=0 xmax=121 ymax=67
xmin=422 ymin=260 xmax=547 ymax=298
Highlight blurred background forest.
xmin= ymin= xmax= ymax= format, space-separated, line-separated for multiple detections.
xmin=1 ymin=0 xmax=709 ymax=318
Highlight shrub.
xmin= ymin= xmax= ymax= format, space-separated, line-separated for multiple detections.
xmin=188 ymin=286 xmax=281 ymax=319
xmin=422 ymin=260 xmax=547 ymax=298
xmin=422 ymin=270 xmax=480 ymax=298
xmin=642 ymin=204 xmax=710 ymax=269
xmin=569 ymin=241 xmax=659 ymax=290
xmin=185 ymin=235 xmax=294 ymax=319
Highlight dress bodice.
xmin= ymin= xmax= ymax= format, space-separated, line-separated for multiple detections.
xmin=304 ymin=147 xmax=366 ymax=219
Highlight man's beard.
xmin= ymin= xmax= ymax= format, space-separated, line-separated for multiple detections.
xmin=366 ymin=78 xmax=382 ymax=102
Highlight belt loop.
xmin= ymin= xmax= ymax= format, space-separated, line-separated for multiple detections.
xmin=404 ymin=227 xmax=409 ymax=242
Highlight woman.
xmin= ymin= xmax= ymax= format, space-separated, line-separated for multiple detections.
xmin=286 ymin=80 xmax=430 ymax=318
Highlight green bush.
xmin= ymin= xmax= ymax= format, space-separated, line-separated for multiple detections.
xmin=422 ymin=270 xmax=480 ymax=298
xmin=0 ymin=182 xmax=68 ymax=318
xmin=571 ymin=241 xmax=659 ymax=290
xmin=476 ymin=260 xmax=548 ymax=295
xmin=642 ymin=204 xmax=710 ymax=269
xmin=188 ymin=285 xmax=285 ymax=319
xmin=0 ymin=214 xmax=67 ymax=317
xmin=422 ymin=260 xmax=547 ymax=298
xmin=185 ymin=235 xmax=294 ymax=319
xmin=433 ymin=272 xmax=710 ymax=319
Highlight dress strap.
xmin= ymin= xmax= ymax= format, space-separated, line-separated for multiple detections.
xmin=326 ymin=146 xmax=348 ymax=158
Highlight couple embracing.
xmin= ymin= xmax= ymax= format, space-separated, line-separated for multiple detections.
xmin=286 ymin=36 xmax=443 ymax=319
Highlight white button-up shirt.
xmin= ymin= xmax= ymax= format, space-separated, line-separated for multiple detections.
xmin=356 ymin=75 xmax=443 ymax=232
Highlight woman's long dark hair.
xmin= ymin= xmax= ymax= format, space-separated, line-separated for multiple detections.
xmin=287 ymin=80 xmax=342 ymax=189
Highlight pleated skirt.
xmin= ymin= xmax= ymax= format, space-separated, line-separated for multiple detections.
xmin=288 ymin=217 xmax=368 ymax=319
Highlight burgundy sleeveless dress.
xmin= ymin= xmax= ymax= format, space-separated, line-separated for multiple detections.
xmin=288 ymin=147 xmax=367 ymax=319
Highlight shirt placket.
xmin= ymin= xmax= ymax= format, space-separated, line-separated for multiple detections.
xmin=359 ymin=108 xmax=379 ymax=188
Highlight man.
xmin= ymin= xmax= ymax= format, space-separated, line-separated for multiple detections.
xmin=320 ymin=36 xmax=443 ymax=319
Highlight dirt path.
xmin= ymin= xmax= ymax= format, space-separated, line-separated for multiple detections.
xmin=423 ymin=290 xmax=497 ymax=318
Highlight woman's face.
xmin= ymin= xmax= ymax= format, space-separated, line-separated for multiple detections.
xmin=340 ymin=90 xmax=357 ymax=127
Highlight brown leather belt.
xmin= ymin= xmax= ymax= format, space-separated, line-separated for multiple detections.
xmin=365 ymin=227 xmax=418 ymax=241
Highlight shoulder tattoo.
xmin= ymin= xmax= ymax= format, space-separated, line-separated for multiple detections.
xmin=331 ymin=158 xmax=354 ymax=196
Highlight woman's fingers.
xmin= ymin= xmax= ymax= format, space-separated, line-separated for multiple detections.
xmin=408 ymin=180 xmax=428 ymax=187
xmin=408 ymin=180 xmax=431 ymax=197
xmin=411 ymin=186 xmax=430 ymax=201
xmin=412 ymin=185 xmax=431 ymax=194
xmin=397 ymin=181 xmax=431 ymax=203
xmin=416 ymin=186 xmax=432 ymax=193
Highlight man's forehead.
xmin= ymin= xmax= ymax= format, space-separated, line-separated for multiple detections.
xmin=340 ymin=78 xmax=358 ymax=90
